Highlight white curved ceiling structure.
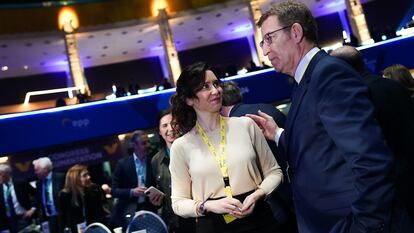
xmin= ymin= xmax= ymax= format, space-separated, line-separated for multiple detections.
xmin=0 ymin=0 xmax=370 ymax=79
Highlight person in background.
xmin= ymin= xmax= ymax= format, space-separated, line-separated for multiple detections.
xmin=248 ymin=1 xmax=394 ymax=233
xmin=247 ymin=60 xmax=259 ymax=72
xmin=33 ymin=157 xmax=65 ymax=233
xmin=220 ymin=81 xmax=297 ymax=233
xmin=151 ymin=109 xmax=195 ymax=233
xmin=220 ymin=81 xmax=286 ymax=126
xmin=0 ymin=164 xmax=37 ymax=233
xmin=161 ymin=78 xmax=173 ymax=90
xmin=55 ymin=97 xmax=67 ymax=107
xmin=59 ymin=164 xmax=108 ymax=233
xmin=169 ymin=61 xmax=283 ymax=233
xmin=110 ymin=131 xmax=161 ymax=229
xmin=331 ymin=46 xmax=414 ymax=229
xmin=383 ymin=64 xmax=414 ymax=106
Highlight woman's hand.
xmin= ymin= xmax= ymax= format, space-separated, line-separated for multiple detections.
xmin=236 ymin=189 xmax=266 ymax=218
xmin=204 ymin=197 xmax=243 ymax=215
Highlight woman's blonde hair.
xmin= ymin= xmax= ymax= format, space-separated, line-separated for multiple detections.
xmin=62 ymin=164 xmax=88 ymax=206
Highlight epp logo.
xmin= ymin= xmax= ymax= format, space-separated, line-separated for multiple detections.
xmin=62 ymin=118 xmax=90 ymax=128
xmin=240 ymin=86 xmax=250 ymax=95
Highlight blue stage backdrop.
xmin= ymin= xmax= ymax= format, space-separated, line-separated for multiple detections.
xmin=0 ymin=69 xmax=292 ymax=155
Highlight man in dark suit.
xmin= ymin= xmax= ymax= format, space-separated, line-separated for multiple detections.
xmin=0 ymin=164 xmax=37 ymax=233
xmin=331 ymin=46 xmax=414 ymax=231
xmin=33 ymin=157 xmax=65 ymax=233
xmin=221 ymin=81 xmax=287 ymax=127
xmin=221 ymin=81 xmax=297 ymax=233
xmin=248 ymin=2 xmax=394 ymax=233
xmin=110 ymin=130 xmax=157 ymax=229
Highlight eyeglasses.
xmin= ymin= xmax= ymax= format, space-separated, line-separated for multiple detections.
xmin=259 ymin=25 xmax=291 ymax=48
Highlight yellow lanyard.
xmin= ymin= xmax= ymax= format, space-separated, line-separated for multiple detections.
xmin=196 ymin=115 xmax=228 ymax=179
xmin=196 ymin=115 xmax=236 ymax=223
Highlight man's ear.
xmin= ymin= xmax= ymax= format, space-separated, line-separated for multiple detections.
xmin=186 ymin=98 xmax=194 ymax=106
xmin=291 ymin=22 xmax=304 ymax=43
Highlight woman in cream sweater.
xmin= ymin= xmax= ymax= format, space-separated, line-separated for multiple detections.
xmin=169 ymin=62 xmax=283 ymax=233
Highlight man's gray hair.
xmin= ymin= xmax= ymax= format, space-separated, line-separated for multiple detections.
xmin=33 ymin=157 xmax=53 ymax=170
xmin=0 ymin=164 xmax=12 ymax=174
xmin=257 ymin=1 xmax=318 ymax=44
xmin=130 ymin=130 xmax=147 ymax=147
xmin=221 ymin=81 xmax=242 ymax=106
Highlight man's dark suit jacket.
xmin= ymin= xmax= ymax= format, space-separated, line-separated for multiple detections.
xmin=35 ymin=172 xmax=65 ymax=221
xmin=362 ymin=71 xmax=414 ymax=220
xmin=280 ymin=50 xmax=394 ymax=233
xmin=110 ymin=155 xmax=156 ymax=228
xmin=229 ymin=103 xmax=294 ymax=216
xmin=0 ymin=180 xmax=37 ymax=230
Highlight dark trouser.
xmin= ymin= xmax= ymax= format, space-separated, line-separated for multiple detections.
xmin=7 ymin=215 xmax=30 ymax=233
xmin=171 ymin=217 xmax=195 ymax=233
xmin=42 ymin=215 xmax=60 ymax=233
xmin=195 ymin=191 xmax=280 ymax=233
xmin=120 ymin=202 xmax=157 ymax=229
xmin=390 ymin=201 xmax=414 ymax=233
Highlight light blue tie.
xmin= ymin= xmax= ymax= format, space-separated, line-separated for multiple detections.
xmin=44 ymin=178 xmax=57 ymax=216
xmin=5 ymin=183 xmax=16 ymax=217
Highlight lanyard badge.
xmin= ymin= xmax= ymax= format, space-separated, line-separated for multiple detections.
xmin=196 ymin=116 xmax=236 ymax=223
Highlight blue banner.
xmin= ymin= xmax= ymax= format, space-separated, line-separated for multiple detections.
xmin=9 ymin=136 xmax=123 ymax=180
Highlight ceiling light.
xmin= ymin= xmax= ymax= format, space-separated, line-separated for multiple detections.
xmin=1 ymin=66 xmax=8 ymax=71
xmin=58 ymin=6 xmax=79 ymax=31
xmin=23 ymin=65 xmax=29 ymax=70
xmin=151 ymin=0 xmax=168 ymax=16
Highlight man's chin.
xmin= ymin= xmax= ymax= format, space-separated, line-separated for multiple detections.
xmin=273 ymin=65 xmax=284 ymax=74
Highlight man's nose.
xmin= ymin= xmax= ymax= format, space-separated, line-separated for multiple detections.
xmin=262 ymin=44 xmax=270 ymax=56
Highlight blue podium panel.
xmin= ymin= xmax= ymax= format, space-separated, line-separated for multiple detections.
xmin=223 ymin=68 xmax=293 ymax=104
xmin=359 ymin=34 xmax=414 ymax=73
xmin=0 ymin=90 xmax=174 ymax=154
xmin=0 ymin=69 xmax=292 ymax=154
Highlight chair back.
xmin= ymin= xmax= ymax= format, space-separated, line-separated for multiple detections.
xmin=126 ymin=210 xmax=168 ymax=233
xmin=84 ymin=223 xmax=112 ymax=233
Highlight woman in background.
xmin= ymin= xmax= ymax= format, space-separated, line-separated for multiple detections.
xmin=59 ymin=164 xmax=108 ymax=233
xmin=383 ymin=64 xmax=414 ymax=109
xmin=151 ymin=109 xmax=195 ymax=233
xmin=383 ymin=64 xmax=414 ymax=96
xmin=169 ymin=62 xmax=283 ymax=233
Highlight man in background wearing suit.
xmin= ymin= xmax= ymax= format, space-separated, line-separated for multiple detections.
xmin=33 ymin=157 xmax=65 ymax=233
xmin=248 ymin=2 xmax=394 ymax=233
xmin=110 ymin=130 xmax=158 ymax=229
xmin=221 ymin=81 xmax=298 ymax=233
xmin=0 ymin=164 xmax=37 ymax=233
xmin=331 ymin=46 xmax=414 ymax=232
